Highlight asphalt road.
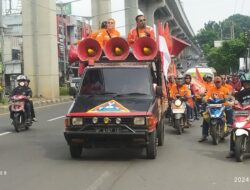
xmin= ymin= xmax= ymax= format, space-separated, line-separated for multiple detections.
xmin=0 ymin=102 xmax=249 ymax=190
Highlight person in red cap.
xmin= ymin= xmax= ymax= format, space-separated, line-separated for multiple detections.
xmin=127 ymin=15 xmax=155 ymax=46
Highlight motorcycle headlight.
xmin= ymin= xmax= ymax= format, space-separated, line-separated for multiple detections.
xmin=174 ymin=99 xmax=182 ymax=107
xmin=134 ymin=117 xmax=145 ymax=125
xmin=72 ymin=117 xmax=83 ymax=126
xmin=235 ymin=121 xmax=247 ymax=128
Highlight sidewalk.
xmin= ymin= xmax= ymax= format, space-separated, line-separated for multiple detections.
xmin=0 ymin=96 xmax=73 ymax=114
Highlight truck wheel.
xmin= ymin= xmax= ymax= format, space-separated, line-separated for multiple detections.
xmin=157 ymin=119 xmax=165 ymax=146
xmin=235 ymin=136 xmax=245 ymax=162
xmin=70 ymin=145 xmax=82 ymax=159
xmin=146 ymin=130 xmax=157 ymax=159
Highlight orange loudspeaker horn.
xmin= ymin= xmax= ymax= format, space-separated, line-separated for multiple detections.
xmin=68 ymin=44 xmax=79 ymax=64
xmin=104 ymin=37 xmax=130 ymax=60
xmin=132 ymin=37 xmax=158 ymax=60
xmin=77 ymin=38 xmax=102 ymax=61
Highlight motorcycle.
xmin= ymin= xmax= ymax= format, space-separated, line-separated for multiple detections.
xmin=231 ymin=103 xmax=250 ymax=162
xmin=171 ymin=96 xmax=187 ymax=135
xmin=10 ymin=95 xmax=32 ymax=132
xmin=204 ymin=98 xmax=229 ymax=145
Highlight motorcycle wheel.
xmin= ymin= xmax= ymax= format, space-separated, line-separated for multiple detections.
xmin=235 ymin=136 xmax=246 ymax=162
xmin=13 ymin=114 xmax=21 ymax=132
xmin=157 ymin=118 xmax=165 ymax=146
xmin=211 ymin=124 xmax=219 ymax=145
xmin=175 ymin=119 xmax=182 ymax=135
xmin=70 ymin=145 xmax=82 ymax=159
xmin=146 ymin=130 xmax=157 ymax=159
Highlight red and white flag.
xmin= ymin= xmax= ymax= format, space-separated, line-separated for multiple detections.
xmin=157 ymin=21 xmax=171 ymax=79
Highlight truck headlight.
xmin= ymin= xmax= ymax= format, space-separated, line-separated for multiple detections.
xmin=134 ymin=117 xmax=145 ymax=125
xmin=72 ymin=117 xmax=83 ymax=126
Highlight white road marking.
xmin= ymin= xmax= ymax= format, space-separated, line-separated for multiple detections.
xmin=86 ymin=171 xmax=111 ymax=190
xmin=47 ymin=116 xmax=65 ymax=122
xmin=0 ymin=132 xmax=12 ymax=136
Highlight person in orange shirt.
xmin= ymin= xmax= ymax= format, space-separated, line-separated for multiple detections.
xmin=90 ymin=21 xmax=107 ymax=40
xmin=221 ymin=74 xmax=233 ymax=94
xmin=170 ymin=74 xmax=193 ymax=126
xmin=166 ymin=74 xmax=176 ymax=118
xmin=203 ymin=73 xmax=215 ymax=93
xmin=199 ymin=76 xmax=233 ymax=142
xmin=127 ymin=15 xmax=155 ymax=46
xmin=95 ymin=18 xmax=120 ymax=48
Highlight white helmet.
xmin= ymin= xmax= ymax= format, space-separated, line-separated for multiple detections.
xmin=16 ymin=75 xmax=27 ymax=81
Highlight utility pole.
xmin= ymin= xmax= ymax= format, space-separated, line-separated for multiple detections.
xmin=0 ymin=0 xmax=5 ymax=98
xmin=59 ymin=3 xmax=67 ymax=84
xmin=231 ymin=21 xmax=235 ymax=40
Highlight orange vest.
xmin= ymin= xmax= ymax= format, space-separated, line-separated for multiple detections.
xmin=127 ymin=26 xmax=155 ymax=46
xmin=95 ymin=29 xmax=120 ymax=48
xmin=170 ymin=84 xmax=194 ymax=108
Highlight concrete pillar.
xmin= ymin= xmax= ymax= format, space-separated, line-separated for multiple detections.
xmin=138 ymin=0 xmax=165 ymax=26
xmin=22 ymin=0 xmax=59 ymax=98
xmin=124 ymin=0 xmax=138 ymax=34
xmin=91 ymin=0 xmax=112 ymax=31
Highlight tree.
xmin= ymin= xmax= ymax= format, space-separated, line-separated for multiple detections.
xmin=195 ymin=14 xmax=250 ymax=73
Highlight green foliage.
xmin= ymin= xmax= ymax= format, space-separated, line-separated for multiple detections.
xmin=0 ymin=96 xmax=8 ymax=104
xmin=59 ymin=85 xmax=69 ymax=96
xmin=195 ymin=14 xmax=250 ymax=74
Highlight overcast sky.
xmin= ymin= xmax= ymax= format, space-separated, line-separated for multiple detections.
xmin=181 ymin=0 xmax=250 ymax=33
xmin=69 ymin=0 xmax=250 ymax=34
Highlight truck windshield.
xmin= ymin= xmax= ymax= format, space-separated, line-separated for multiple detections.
xmin=80 ymin=68 xmax=152 ymax=96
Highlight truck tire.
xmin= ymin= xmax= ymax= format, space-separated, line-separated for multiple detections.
xmin=157 ymin=119 xmax=165 ymax=146
xmin=146 ymin=130 xmax=157 ymax=159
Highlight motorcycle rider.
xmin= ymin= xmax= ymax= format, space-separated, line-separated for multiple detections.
xmin=227 ymin=72 xmax=250 ymax=157
xmin=199 ymin=76 xmax=232 ymax=142
xmin=185 ymin=73 xmax=199 ymax=120
xmin=170 ymin=74 xmax=192 ymax=126
xmin=203 ymin=73 xmax=215 ymax=92
xmin=235 ymin=73 xmax=250 ymax=104
xmin=10 ymin=75 xmax=32 ymax=123
xmin=221 ymin=74 xmax=233 ymax=94
xmin=25 ymin=77 xmax=37 ymax=122
xmin=229 ymin=73 xmax=242 ymax=95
